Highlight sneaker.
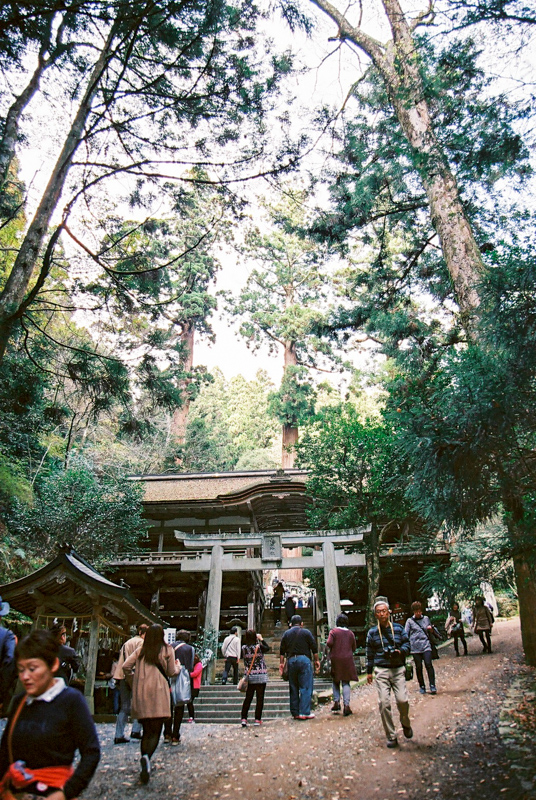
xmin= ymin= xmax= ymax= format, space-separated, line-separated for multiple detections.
xmin=163 ymin=736 xmax=172 ymax=744
xmin=188 ymin=718 xmax=195 ymax=723
xmin=130 ymin=731 xmax=142 ymax=740
xmin=253 ymin=720 xmax=262 ymax=726
xmin=419 ymin=687 xmax=426 ymax=694
xmin=331 ymin=701 xmax=341 ymax=712
xmin=386 ymin=739 xmax=399 ymax=748
xmin=402 ymin=725 xmax=413 ymax=739
xmin=114 ymin=737 xmax=129 ymax=744
xmin=140 ymin=755 xmax=150 ymax=784
xmin=171 ymin=737 xmax=180 ymax=746
xmin=343 ymin=706 xmax=353 ymax=717
xmin=241 ymin=719 xmax=248 ymax=727
xmin=430 ymin=686 xmax=437 ymax=695
xmin=297 ymin=713 xmax=315 ymax=720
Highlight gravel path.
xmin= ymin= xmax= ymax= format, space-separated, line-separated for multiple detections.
xmin=82 ymin=617 xmax=530 ymax=800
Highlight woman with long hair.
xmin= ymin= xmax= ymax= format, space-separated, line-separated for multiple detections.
xmin=123 ymin=624 xmax=179 ymax=784
xmin=240 ymin=629 xmax=270 ymax=727
xmin=0 ymin=629 xmax=100 ymax=799
xmin=326 ymin=613 xmax=358 ymax=716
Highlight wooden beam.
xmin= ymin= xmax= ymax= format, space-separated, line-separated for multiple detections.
xmin=181 ymin=552 xmax=366 ymax=572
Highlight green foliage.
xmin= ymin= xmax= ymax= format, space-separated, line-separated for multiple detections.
xmin=381 ymin=233 xmax=536 ymax=566
xmin=268 ymin=365 xmax=316 ymax=427
xmin=5 ymin=456 xmax=148 ymax=566
xmin=310 ymin=36 xmax=530 ymax=346
xmin=419 ymin=521 xmax=515 ymax=607
xmin=295 ymin=403 xmax=411 ymax=531
xmin=225 ymin=189 xmax=335 ymax=366
xmin=177 ymin=369 xmax=281 ymax=472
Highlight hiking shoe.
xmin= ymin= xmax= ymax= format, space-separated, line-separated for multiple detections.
xmin=402 ymin=725 xmax=413 ymax=739
xmin=140 ymin=755 xmax=151 ymax=784
xmin=430 ymin=686 xmax=437 ymax=695
xmin=114 ymin=737 xmax=129 ymax=744
xmin=419 ymin=687 xmax=426 ymax=694
xmin=241 ymin=719 xmax=248 ymax=727
xmin=343 ymin=706 xmax=353 ymax=717
xmin=130 ymin=731 xmax=142 ymax=739
xmin=331 ymin=701 xmax=341 ymax=712
xmin=386 ymin=739 xmax=399 ymax=748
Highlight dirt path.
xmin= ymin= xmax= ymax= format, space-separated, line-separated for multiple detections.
xmin=85 ymin=618 xmax=529 ymax=800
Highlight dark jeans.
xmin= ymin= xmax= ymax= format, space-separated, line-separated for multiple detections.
xmin=413 ymin=650 xmax=436 ymax=689
xmin=222 ymin=656 xmax=239 ymax=684
xmin=139 ymin=717 xmax=166 ymax=760
xmin=453 ymin=630 xmax=467 ymax=655
xmin=288 ymin=655 xmax=313 ymax=717
xmin=241 ymin=682 xmax=266 ymax=721
xmin=477 ymin=630 xmax=492 ymax=652
xmin=272 ymin=602 xmax=282 ymax=624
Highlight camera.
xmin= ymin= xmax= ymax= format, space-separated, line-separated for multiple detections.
xmin=382 ymin=645 xmax=397 ymax=658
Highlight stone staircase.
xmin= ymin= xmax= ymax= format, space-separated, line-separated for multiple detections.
xmin=204 ymin=608 xmax=331 ymax=723
xmin=194 ymin=680 xmax=332 ymax=724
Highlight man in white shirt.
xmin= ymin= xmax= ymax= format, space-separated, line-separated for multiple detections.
xmin=221 ymin=627 xmax=240 ymax=685
xmin=113 ymin=622 xmax=148 ymax=743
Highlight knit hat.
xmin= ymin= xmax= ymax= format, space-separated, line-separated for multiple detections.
xmin=373 ymin=596 xmax=389 ymax=610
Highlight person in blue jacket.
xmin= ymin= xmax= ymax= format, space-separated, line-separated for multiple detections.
xmin=366 ymin=596 xmax=413 ymax=748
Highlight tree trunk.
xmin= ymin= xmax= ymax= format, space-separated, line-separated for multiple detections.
xmin=366 ymin=523 xmax=381 ymax=627
xmin=0 ymin=20 xmax=120 ymax=365
xmin=507 ymin=514 xmax=536 ymax=666
xmin=0 ymin=36 xmax=52 ymax=187
xmin=281 ymin=339 xmax=299 ymax=468
xmin=310 ymin=0 xmax=484 ymax=325
xmin=512 ymin=552 xmax=536 ymax=666
xmin=171 ymin=323 xmax=195 ymax=445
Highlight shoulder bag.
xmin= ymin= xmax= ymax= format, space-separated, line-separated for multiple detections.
xmin=238 ymin=645 xmax=259 ymax=693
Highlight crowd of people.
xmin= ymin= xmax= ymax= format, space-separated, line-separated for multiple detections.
xmin=0 ymin=592 xmax=497 ymax=794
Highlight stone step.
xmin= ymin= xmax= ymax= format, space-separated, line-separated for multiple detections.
xmin=194 ymin=680 xmax=332 ymax=726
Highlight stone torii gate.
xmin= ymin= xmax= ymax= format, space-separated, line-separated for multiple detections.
xmin=176 ymin=527 xmax=367 ymax=677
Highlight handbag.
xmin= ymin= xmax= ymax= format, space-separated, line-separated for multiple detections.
xmin=238 ymin=645 xmax=259 ymax=693
xmin=171 ymin=665 xmax=191 ymax=705
xmin=451 ymin=622 xmax=463 ymax=635
xmin=404 ymin=662 xmax=414 ymax=681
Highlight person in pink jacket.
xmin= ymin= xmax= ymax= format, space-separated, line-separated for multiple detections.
xmin=189 ymin=656 xmax=203 ymax=721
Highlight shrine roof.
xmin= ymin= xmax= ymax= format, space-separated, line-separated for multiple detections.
xmin=0 ymin=546 xmax=161 ymax=627
xmin=134 ymin=469 xmax=308 ymax=504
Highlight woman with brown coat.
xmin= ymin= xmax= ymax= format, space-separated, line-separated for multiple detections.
xmin=123 ymin=624 xmax=179 ymax=784
xmin=326 ymin=613 xmax=358 ymax=716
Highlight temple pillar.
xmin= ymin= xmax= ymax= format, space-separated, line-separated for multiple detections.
xmin=84 ymin=606 xmax=102 ymax=714
xmin=247 ymin=589 xmax=255 ymax=630
xmin=322 ymin=541 xmax=341 ymax=631
xmin=204 ymin=544 xmax=223 ymax=683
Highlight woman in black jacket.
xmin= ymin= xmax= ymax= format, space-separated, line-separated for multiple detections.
xmin=0 ymin=629 xmax=100 ymax=799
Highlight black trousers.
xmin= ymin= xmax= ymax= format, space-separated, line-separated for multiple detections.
xmin=453 ymin=630 xmax=467 ymax=654
xmin=139 ymin=717 xmax=166 ymax=759
xmin=413 ymin=650 xmax=436 ymax=688
xmin=222 ymin=656 xmax=239 ymax=684
xmin=241 ymin=682 xmax=266 ymax=721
